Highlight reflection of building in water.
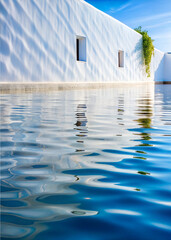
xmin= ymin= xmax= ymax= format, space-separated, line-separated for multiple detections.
xmin=1 ymin=85 xmax=156 ymax=239
xmin=136 ymin=97 xmax=153 ymax=143
xmin=154 ymin=84 xmax=171 ymax=126
xmin=116 ymin=96 xmax=125 ymax=136
xmin=0 ymin=98 xmax=94 ymax=240
xmin=133 ymin=97 xmax=153 ymax=177
xmin=74 ymin=104 xmax=88 ymax=152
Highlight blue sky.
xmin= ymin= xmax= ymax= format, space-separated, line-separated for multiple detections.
xmin=85 ymin=0 xmax=171 ymax=52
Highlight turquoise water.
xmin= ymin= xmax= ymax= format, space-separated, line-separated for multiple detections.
xmin=0 ymin=84 xmax=171 ymax=240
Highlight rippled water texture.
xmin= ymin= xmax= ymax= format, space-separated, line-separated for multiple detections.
xmin=1 ymin=84 xmax=171 ymax=240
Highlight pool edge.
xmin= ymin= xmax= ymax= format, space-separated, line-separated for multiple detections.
xmin=0 ymin=81 xmax=155 ymax=94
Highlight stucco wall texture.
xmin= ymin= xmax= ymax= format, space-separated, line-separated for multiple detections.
xmin=0 ymin=0 xmax=170 ymax=83
xmin=164 ymin=53 xmax=171 ymax=82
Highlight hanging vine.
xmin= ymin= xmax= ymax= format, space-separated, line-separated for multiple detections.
xmin=135 ymin=26 xmax=154 ymax=77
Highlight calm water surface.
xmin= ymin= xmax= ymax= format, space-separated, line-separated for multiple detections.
xmin=0 ymin=84 xmax=171 ymax=240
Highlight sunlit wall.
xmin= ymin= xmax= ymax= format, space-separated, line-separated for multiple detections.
xmin=0 ymin=0 xmax=168 ymax=83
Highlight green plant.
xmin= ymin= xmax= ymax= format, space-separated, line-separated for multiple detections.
xmin=135 ymin=26 xmax=154 ymax=77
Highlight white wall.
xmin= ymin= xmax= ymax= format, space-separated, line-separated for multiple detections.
xmin=164 ymin=53 xmax=171 ymax=82
xmin=151 ymin=49 xmax=165 ymax=82
xmin=0 ymin=0 xmax=168 ymax=83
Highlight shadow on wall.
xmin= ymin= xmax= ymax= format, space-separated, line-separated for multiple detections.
xmin=164 ymin=53 xmax=171 ymax=82
xmin=0 ymin=0 xmax=76 ymax=82
xmin=154 ymin=56 xmax=165 ymax=82
xmin=132 ymin=38 xmax=143 ymax=64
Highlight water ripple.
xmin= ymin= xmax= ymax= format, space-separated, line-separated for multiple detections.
xmin=1 ymin=85 xmax=171 ymax=240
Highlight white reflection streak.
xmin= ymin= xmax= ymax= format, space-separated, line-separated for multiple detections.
xmin=105 ymin=209 xmax=141 ymax=216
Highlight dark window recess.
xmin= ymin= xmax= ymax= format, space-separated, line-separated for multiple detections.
xmin=76 ymin=36 xmax=86 ymax=62
xmin=118 ymin=50 xmax=124 ymax=67
xmin=118 ymin=51 xmax=121 ymax=67
xmin=76 ymin=39 xmax=79 ymax=61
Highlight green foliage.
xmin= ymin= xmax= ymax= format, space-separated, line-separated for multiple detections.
xmin=135 ymin=26 xmax=154 ymax=77
xmin=138 ymin=171 xmax=150 ymax=175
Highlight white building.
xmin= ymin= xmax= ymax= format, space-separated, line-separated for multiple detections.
xmin=0 ymin=0 xmax=170 ymax=85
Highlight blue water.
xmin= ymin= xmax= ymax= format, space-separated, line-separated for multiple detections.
xmin=0 ymin=84 xmax=171 ymax=240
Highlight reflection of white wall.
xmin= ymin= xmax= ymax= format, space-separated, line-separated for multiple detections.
xmin=0 ymin=0 xmax=169 ymax=82
xmin=1 ymin=84 xmax=155 ymax=240
xmin=3 ymin=83 xmax=154 ymax=194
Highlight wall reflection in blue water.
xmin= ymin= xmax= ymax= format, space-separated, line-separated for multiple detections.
xmin=1 ymin=84 xmax=171 ymax=240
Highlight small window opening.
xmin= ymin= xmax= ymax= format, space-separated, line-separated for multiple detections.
xmin=76 ymin=39 xmax=79 ymax=61
xmin=76 ymin=36 xmax=86 ymax=62
xmin=118 ymin=50 xmax=124 ymax=67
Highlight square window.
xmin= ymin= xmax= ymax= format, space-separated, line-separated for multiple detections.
xmin=76 ymin=36 xmax=86 ymax=62
xmin=118 ymin=50 xmax=124 ymax=67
